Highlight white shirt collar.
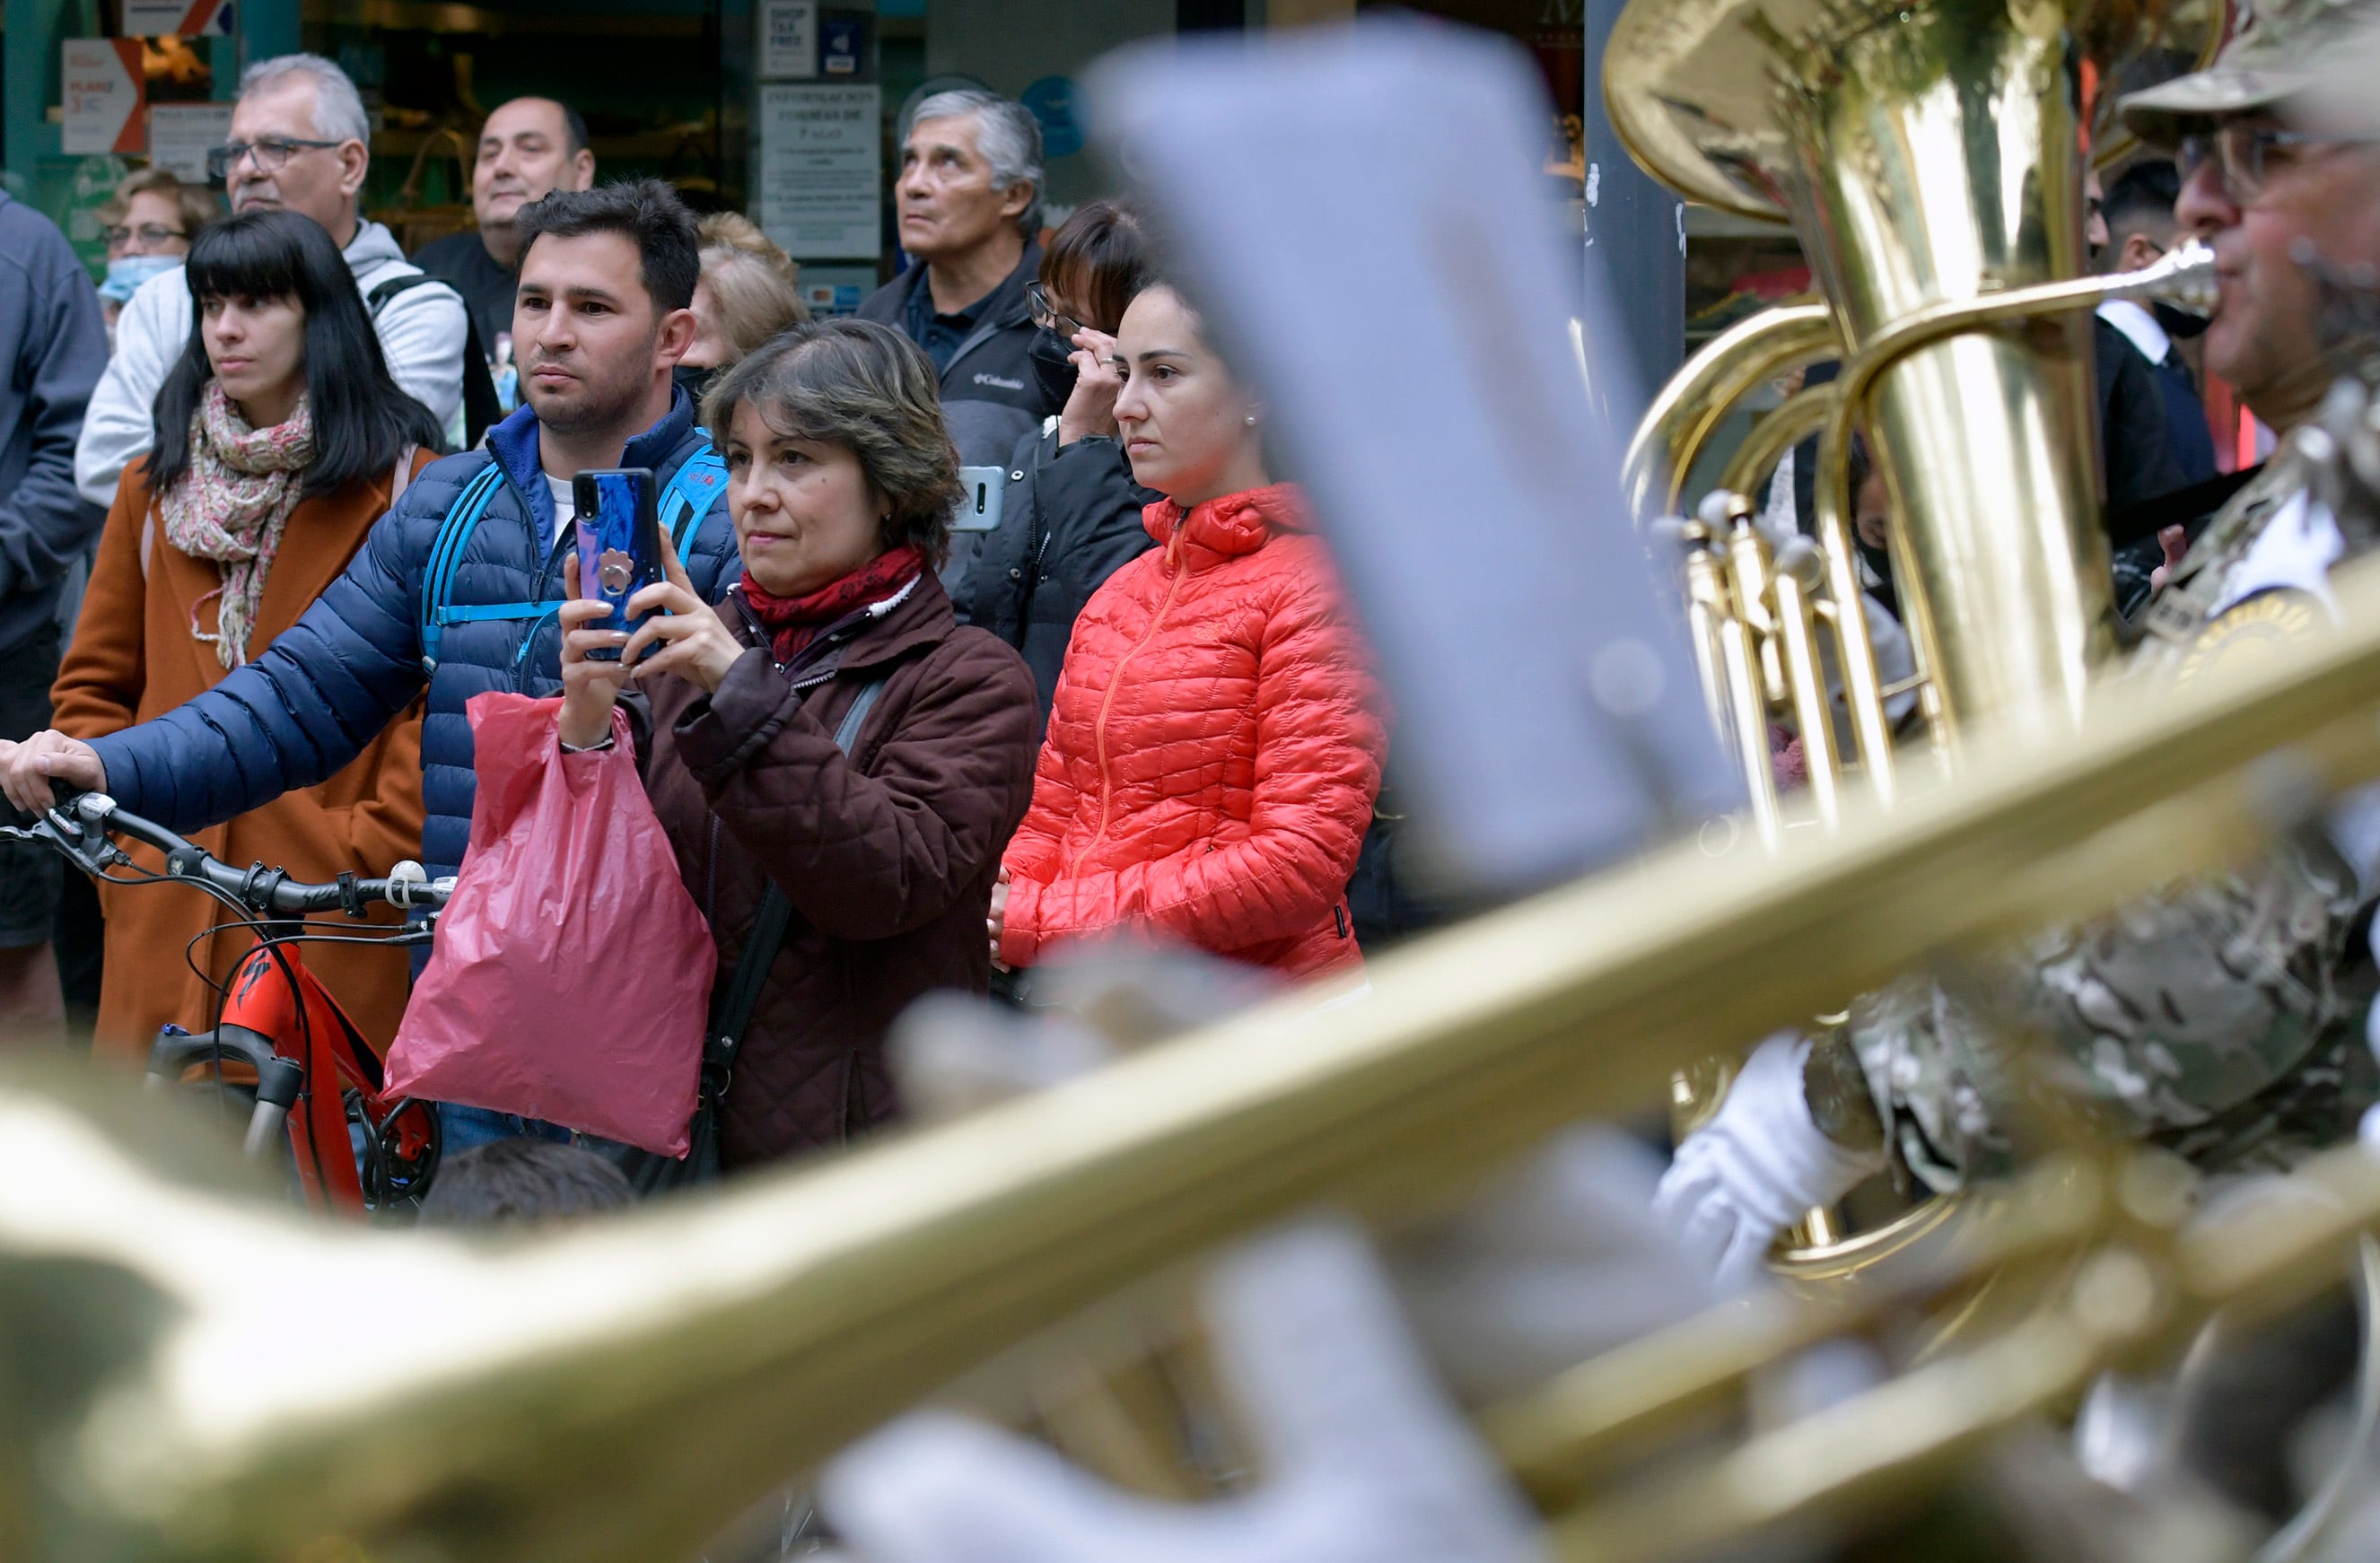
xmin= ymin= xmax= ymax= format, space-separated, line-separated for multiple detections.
xmin=2096 ymin=297 xmax=2172 ymax=367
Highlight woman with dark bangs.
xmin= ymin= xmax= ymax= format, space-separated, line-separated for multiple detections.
xmin=51 ymin=207 xmax=444 ymax=1063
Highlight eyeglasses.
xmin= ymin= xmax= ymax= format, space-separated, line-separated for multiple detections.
xmin=104 ymin=223 xmax=186 ymax=249
xmin=2176 ymin=122 xmax=2356 ymax=203
xmin=1026 ymin=282 xmax=1089 ymax=341
xmin=205 ymin=136 xmax=342 ymax=182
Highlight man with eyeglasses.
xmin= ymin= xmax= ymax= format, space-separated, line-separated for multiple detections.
xmin=1660 ymin=0 xmax=2380 ymax=1323
xmin=72 ymin=52 xmax=468 ymax=509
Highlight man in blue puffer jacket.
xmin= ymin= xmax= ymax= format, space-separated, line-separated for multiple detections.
xmin=0 ymin=180 xmax=736 ymax=930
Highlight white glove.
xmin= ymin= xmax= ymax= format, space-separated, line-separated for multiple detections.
xmin=1652 ymin=1034 xmax=1885 ymax=1287
xmin=816 ymin=1221 xmax=1544 ymax=1563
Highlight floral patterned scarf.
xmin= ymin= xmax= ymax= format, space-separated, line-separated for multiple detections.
xmin=159 ymin=379 xmax=316 ymax=668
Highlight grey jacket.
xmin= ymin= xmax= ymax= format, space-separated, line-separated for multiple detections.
xmin=0 ymin=193 xmax=107 ymax=655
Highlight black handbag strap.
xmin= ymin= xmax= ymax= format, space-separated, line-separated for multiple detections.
xmin=703 ymin=675 xmax=888 ymax=1082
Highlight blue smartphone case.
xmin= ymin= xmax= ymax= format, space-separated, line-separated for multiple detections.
xmin=573 ymin=467 xmax=661 ymax=662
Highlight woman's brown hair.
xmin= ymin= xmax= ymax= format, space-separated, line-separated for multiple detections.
xmin=99 ymin=167 xmax=217 ymax=244
xmin=695 ymin=213 xmax=809 ymax=362
xmin=1039 ymin=197 xmax=1151 ymax=335
xmin=703 ymin=318 xmax=961 ymax=567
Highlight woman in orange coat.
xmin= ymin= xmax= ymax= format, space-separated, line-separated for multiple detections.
xmin=51 ymin=209 xmax=443 ymax=1063
xmin=989 ymin=281 xmax=1385 ymax=981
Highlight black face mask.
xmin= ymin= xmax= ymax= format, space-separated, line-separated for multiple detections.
xmin=672 ymin=361 xmax=722 ymax=410
xmin=2154 ymin=300 xmax=2212 ymax=342
xmin=1028 ymin=326 xmax=1078 ymax=409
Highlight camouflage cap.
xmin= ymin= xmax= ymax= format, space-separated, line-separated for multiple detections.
xmin=2119 ymin=0 xmax=2380 ymax=151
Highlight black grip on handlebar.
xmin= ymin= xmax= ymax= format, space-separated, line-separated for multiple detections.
xmin=88 ymin=800 xmax=199 ymax=860
xmin=38 ymin=793 xmax=451 ymax=918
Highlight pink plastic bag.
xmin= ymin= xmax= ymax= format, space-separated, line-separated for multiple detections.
xmin=387 ymin=693 xmax=717 ymax=1156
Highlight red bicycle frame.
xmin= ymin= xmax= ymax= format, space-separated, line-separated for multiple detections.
xmin=200 ymin=938 xmax=434 ymax=1215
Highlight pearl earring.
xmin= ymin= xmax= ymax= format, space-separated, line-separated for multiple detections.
xmin=1245 ymin=414 xmax=1258 ymax=427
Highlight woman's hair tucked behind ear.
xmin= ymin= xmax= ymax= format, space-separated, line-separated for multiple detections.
xmin=150 ymin=208 xmax=445 ymax=496
xmin=702 ymin=318 xmax=962 ymax=567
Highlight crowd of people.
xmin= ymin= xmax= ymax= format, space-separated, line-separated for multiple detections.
xmin=0 ymin=0 xmax=2367 ymax=1271
xmin=0 ymin=1 xmax=2373 ymax=1552
xmin=0 ymin=50 xmax=1388 ymax=1183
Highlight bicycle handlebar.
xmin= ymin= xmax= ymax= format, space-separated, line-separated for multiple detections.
xmin=4 ymin=790 xmax=454 ymax=917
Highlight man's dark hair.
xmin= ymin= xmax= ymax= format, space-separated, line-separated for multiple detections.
xmin=416 ymin=1138 xmax=635 ymax=1226
xmin=515 ymin=179 xmax=700 ymax=317
xmin=557 ymin=101 xmax=591 ymax=158
xmin=153 ymin=208 xmax=447 ymax=493
xmin=2104 ymin=159 xmax=2183 ymax=248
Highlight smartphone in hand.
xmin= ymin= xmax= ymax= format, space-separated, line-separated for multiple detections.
xmin=574 ymin=467 xmax=661 ymax=663
xmin=953 ymin=465 xmax=1006 ymax=532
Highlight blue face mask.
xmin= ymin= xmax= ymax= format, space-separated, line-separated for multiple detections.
xmin=99 ymin=253 xmax=179 ymax=306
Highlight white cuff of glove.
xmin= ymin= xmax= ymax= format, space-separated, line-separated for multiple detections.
xmin=1652 ymin=1033 xmax=1886 ymax=1286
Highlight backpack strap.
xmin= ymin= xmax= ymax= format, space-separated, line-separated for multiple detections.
xmin=416 ymin=462 xmax=513 ymax=673
xmin=419 ymin=441 xmax=729 ymax=676
xmin=659 ymin=436 xmax=728 ymax=559
xmin=703 ymin=675 xmax=888 ymax=1091
xmin=369 ymin=272 xmax=503 ymax=449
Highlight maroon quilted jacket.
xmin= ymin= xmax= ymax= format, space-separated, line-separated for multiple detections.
xmin=634 ymin=569 xmax=1037 ymax=1169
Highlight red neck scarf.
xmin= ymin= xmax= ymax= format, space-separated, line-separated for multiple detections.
xmin=739 ymin=545 xmax=924 ymax=665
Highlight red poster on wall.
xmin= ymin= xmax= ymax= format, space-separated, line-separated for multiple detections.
xmin=61 ymin=39 xmax=145 ymax=155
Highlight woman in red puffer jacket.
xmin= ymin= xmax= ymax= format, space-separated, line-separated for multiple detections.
xmin=988 ymin=282 xmax=1386 ymax=981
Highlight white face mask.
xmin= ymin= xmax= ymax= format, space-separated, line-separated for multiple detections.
xmin=99 ymin=252 xmax=179 ymax=306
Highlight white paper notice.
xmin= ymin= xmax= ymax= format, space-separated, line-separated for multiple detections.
xmin=147 ymin=102 xmax=234 ymax=181
xmin=758 ymin=0 xmax=818 ymax=79
xmin=757 ymin=84 xmax=880 ymax=259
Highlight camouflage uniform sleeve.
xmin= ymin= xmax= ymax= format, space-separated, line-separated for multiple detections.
xmin=1834 ymin=826 xmax=2376 ymax=1195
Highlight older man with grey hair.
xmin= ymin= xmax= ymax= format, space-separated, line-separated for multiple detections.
xmin=858 ymin=88 xmax=1059 ymax=584
xmin=74 ymin=53 xmax=468 ymax=507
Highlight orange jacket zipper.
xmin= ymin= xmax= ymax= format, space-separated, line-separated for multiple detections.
xmin=1069 ymin=527 xmax=1187 ymax=877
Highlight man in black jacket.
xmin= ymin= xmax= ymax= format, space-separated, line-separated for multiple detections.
xmin=414 ymin=97 xmax=597 ymax=356
xmin=857 ymin=89 xmax=1060 ymax=584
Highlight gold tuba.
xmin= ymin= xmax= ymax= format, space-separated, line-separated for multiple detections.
xmin=1619 ymin=0 xmax=2221 ymax=810
xmin=1614 ymin=0 xmax=2219 ymax=1262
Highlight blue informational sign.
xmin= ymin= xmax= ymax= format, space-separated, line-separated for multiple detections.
xmin=821 ymin=15 xmax=863 ymax=75
xmin=1020 ymin=75 xmax=1085 ymax=159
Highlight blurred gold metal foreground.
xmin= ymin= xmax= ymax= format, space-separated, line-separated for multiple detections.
xmin=14 ymin=533 xmax=2380 ymax=1559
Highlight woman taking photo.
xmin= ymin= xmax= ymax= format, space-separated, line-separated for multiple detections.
xmin=52 ymin=207 xmax=442 ymax=1062
xmin=953 ymin=198 xmax=1159 ymax=735
xmin=557 ymin=319 xmax=1037 ymax=1170
xmin=987 ymin=280 xmax=1386 ymax=981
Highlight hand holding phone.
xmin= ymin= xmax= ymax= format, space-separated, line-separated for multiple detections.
xmin=573 ymin=467 xmax=661 ymax=661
